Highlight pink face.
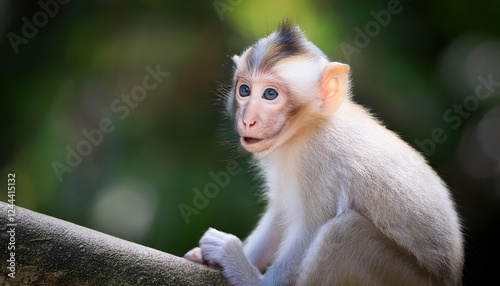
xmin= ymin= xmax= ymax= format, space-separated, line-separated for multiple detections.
xmin=231 ymin=55 xmax=349 ymax=154
xmin=234 ymin=76 xmax=293 ymax=154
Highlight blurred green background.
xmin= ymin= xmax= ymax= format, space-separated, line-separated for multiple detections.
xmin=1 ymin=0 xmax=499 ymax=284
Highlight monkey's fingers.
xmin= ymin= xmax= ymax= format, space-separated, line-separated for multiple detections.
xmin=184 ymin=247 xmax=204 ymax=264
xmin=184 ymin=247 xmax=222 ymax=268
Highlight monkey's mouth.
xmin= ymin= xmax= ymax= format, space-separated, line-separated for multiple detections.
xmin=240 ymin=136 xmax=274 ymax=153
xmin=243 ymin=137 xmax=264 ymax=145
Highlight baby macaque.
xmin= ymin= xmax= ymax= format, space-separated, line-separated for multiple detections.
xmin=185 ymin=22 xmax=464 ymax=286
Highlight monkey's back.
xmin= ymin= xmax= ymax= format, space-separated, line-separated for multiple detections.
xmin=269 ymin=100 xmax=464 ymax=284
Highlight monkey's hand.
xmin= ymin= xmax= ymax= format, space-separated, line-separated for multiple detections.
xmin=199 ymin=227 xmax=244 ymax=267
xmin=183 ymin=228 xmax=243 ymax=268
xmin=190 ymin=228 xmax=263 ymax=285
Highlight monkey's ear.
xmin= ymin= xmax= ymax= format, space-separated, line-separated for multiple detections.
xmin=319 ymin=62 xmax=350 ymax=117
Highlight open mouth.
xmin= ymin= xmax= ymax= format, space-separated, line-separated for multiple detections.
xmin=243 ymin=137 xmax=264 ymax=145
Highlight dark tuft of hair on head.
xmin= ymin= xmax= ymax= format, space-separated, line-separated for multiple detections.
xmin=274 ymin=20 xmax=305 ymax=57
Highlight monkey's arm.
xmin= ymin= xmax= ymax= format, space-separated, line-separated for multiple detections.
xmin=184 ymin=207 xmax=282 ymax=271
xmin=194 ymin=209 xmax=282 ymax=286
xmin=199 ymin=224 xmax=312 ymax=286
xmin=243 ymin=208 xmax=282 ymax=271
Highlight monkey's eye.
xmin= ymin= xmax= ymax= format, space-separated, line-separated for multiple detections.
xmin=239 ymin=84 xmax=251 ymax=97
xmin=263 ymin=88 xmax=278 ymax=100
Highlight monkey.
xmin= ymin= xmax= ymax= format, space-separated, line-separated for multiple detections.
xmin=184 ymin=22 xmax=464 ymax=286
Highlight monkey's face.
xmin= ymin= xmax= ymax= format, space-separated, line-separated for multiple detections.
xmin=231 ymin=57 xmax=338 ymax=154
xmin=234 ymin=78 xmax=293 ymax=154
xmin=228 ymin=24 xmax=349 ymax=154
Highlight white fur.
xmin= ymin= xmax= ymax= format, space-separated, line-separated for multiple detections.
xmin=273 ymin=58 xmax=328 ymax=103
xmin=336 ymin=188 xmax=349 ymax=217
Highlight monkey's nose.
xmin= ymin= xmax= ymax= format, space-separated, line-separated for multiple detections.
xmin=243 ymin=119 xmax=257 ymax=128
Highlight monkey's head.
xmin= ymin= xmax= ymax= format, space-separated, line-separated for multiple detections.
xmin=227 ymin=22 xmax=350 ymax=154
